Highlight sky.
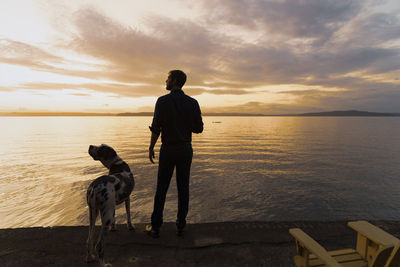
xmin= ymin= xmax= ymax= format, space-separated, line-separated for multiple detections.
xmin=0 ymin=0 xmax=399 ymax=114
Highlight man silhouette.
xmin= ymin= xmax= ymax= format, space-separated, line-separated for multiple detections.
xmin=147 ymin=70 xmax=203 ymax=237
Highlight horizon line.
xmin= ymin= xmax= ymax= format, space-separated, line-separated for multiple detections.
xmin=1 ymin=110 xmax=400 ymax=117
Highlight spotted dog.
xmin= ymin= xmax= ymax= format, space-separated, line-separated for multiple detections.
xmin=86 ymin=144 xmax=135 ymax=267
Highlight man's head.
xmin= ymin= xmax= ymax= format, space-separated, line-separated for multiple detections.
xmin=166 ymin=70 xmax=186 ymax=91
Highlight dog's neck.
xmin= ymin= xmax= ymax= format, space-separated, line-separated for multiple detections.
xmin=101 ymin=156 xmax=123 ymax=169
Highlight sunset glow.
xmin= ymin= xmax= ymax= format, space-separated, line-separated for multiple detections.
xmin=1 ymin=0 xmax=399 ymax=114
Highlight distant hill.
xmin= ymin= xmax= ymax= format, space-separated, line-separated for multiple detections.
xmin=0 ymin=112 xmax=115 ymax=116
xmin=202 ymin=113 xmax=267 ymax=116
xmin=298 ymin=110 xmax=400 ymax=116
xmin=1 ymin=110 xmax=399 ymax=117
xmin=117 ymin=112 xmax=270 ymax=116
xmin=117 ymin=112 xmax=153 ymax=116
xmin=115 ymin=110 xmax=400 ymax=116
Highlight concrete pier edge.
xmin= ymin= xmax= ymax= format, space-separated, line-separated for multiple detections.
xmin=1 ymin=221 xmax=400 ymax=266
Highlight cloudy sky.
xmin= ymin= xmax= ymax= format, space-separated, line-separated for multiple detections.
xmin=0 ymin=0 xmax=399 ymax=114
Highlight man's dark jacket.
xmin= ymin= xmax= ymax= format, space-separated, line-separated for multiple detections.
xmin=150 ymin=89 xmax=203 ymax=145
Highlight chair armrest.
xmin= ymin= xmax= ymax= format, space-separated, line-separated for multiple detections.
xmin=289 ymin=228 xmax=342 ymax=267
xmin=348 ymin=221 xmax=400 ymax=246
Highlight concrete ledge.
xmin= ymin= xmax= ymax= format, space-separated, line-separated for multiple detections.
xmin=1 ymin=221 xmax=400 ymax=266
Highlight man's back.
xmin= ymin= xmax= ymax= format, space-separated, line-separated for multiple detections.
xmin=151 ymin=89 xmax=203 ymax=146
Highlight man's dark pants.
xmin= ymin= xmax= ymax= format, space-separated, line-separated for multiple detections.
xmin=151 ymin=143 xmax=193 ymax=231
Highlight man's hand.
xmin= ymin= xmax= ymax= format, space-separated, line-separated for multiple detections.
xmin=149 ymin=147 xmax=155 ymax=164
xmin=149 ymin=131 xmax=159 ymax=164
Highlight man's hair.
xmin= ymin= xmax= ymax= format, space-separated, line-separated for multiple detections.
xmin=169 ymin=70 xmax=187 ymax=88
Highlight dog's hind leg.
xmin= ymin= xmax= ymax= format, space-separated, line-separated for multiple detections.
xmin=96 ymin=194 xmax=115 ymax=267
xmin=86 ymin=200 xmax=98 ymax=262
xmin=110 ymin=209 xmax=116 ymax=232
xmin=110 ymin=212 xmax=116 ymax=232
xmin=125 ymin=198 xmax=135 ymax=231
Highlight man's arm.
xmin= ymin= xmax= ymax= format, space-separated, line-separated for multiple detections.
xmin=192 ymin=100 xmax=203 ymax=134
xmin=149 ymin=131 xmax=160 ymax=164
xmin=149 ymin=98 xmax=162 ymax=163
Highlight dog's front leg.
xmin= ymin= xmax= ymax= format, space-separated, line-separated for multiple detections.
xmin=125 ymin=198 xmax=135 ymax=231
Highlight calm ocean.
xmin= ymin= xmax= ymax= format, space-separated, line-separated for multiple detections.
xmin=1 ymin=116 xmax=400 ymax=228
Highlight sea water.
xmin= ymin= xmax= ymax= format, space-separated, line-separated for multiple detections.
xmin=1 ymin=116 xmax=400 ymax=228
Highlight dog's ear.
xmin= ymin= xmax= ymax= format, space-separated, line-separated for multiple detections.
xmin=102 ymin=146 xmax=117 ymax=160
xmin=105 ymin=150 xmax=117 ymax=160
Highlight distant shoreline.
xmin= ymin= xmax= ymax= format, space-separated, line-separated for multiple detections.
xmin=1 ymin=110 xmax=400 ymax=117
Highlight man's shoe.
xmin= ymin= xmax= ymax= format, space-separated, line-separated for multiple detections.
xmin=145 ymin=225 xmax=160 ymax=238
xmin=176 ymin=228 xmax=184 ymax=237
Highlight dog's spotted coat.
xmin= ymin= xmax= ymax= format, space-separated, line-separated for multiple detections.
xmin=86 ymin=144 xmax=135 ymax=267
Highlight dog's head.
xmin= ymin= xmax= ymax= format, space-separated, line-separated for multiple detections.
xmin=88 ymin=144 xmax=117 ymax=162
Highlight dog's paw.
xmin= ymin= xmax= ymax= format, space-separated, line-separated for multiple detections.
xmin=127 ymin=224 xmax=135 ymax=232
xmin=110 ymin=226 xmax=117 ymax=232
xmin=85 ymin=254 xmax=96 ymax=263
xmin=99 ymin=259 xmax=112 ymax=267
